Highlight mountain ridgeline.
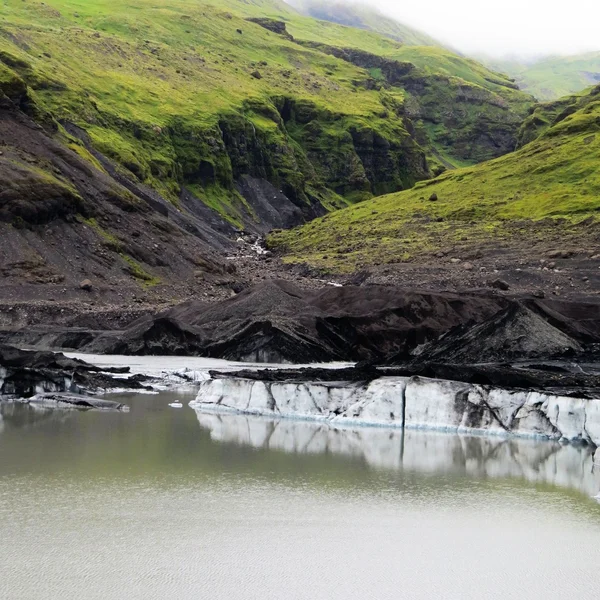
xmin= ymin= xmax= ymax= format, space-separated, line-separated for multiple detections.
xmin=489 ymin=52 xmax=600 ymax=102
xmin=285 ymin=0 xmax=441 ymax=46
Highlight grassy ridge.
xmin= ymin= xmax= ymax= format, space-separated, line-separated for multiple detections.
xmin=517 ymin=85 xmax=600 ymax=146
xmin=269 ymin=85 xmax=600 ymax=271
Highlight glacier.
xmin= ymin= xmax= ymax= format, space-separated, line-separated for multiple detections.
xmin=191 ymin=375 xmax=600 ymax=445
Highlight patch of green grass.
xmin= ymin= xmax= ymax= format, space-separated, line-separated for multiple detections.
xmin=65 ymin=141 xmax=106 ymax=173
xmin=269 ymin=86 xmax=600 ymax=270
xmin=0 ymin=61 xmax=27 ymax=100
xmin=187 ymin=183 xmax=250 ymax=229
xmin=121 ymin=254 xmax=161 ymax=286
xmin=83 ymin=217 xmax=124 ymax=251
xmin=83 ymin=217 xmax=159 ymax=284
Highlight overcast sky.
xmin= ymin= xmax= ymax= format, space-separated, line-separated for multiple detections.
xmin=360 ymin=0 xmax=600 ymax=58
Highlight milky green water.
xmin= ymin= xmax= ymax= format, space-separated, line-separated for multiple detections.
xmin=1 ymin=391 xmax=600 ymax=600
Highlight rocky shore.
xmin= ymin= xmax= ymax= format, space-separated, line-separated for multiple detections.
xmin=0 ymin=345 xmax=149 ymax=405
xmin=2 ymin=277 xmax=599 ymax=433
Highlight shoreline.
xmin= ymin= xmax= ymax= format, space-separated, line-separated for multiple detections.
xmin=3 ymin=345 xmax=600 ymax=453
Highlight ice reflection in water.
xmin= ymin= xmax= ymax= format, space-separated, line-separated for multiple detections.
xmin=195 ymin=411 xmax=600 ymax=498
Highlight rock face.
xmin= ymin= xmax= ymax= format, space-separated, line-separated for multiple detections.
xmin=192 ymin=374 xmax=600 ymax=445
xmin=234 ymin=175 xmax=307 ymax=232
xmin=219 ymin=96 xmax=429 ymax=207
xmin=246 ymin=18 xmax=294 ymax=40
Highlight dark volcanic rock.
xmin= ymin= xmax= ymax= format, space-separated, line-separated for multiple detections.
xmin=209 ymin=360 xmax=600 ymax=398
xmin=246 ymin=18 xmax=294 ymax=40
xmin=10 ymin=281 xmax=600 ymax=367
xmin=0 ymin=344 xmax=127 ymax=373
xmin=85 ymin=280 xmax=507 ymax=362
xmin=490 ymin=278 xmax=510 ymax=291
xmin=411 ymin=302 xmax=588 ymax=365
xmin=27 ymin=393 xmax=128 ymax=411
xmin=0 ymin=344 xmax=147 ymax=398
xmin=210 ymin=364 xmax=382 ymax=383
xmin=402 ymin=361 xmax=600 ymax=396
xmin=93 ymin=316 xmax=206 ymax=356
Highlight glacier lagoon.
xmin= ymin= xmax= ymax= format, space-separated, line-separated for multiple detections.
xmin=1 ymin=381 xmax=600 ymax=599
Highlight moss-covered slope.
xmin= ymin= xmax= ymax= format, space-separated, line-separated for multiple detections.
xmin=491 ymin=53 xmax=600 ymax=102
xmin=269 ymin=85 xmax=600 ymax=271
xmin=0 ymin=0 xmax=534 ymax=227
xmin=517 ymin=84 xmax=600 ymax=147
xmin=0 ymin=79 xmax=238 ymax=300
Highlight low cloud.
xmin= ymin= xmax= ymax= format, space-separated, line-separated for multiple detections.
xmin=303 ymin=0 xmax=600 ymax=58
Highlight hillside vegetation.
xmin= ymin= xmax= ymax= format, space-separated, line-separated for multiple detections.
xmin=517 ymin=84 xmax=600 ymax=146
xmin=269 ymin=85 xmax=600 ymax=271
xmin=0 ymin=0 xmax=533 ymax=228
xmin=490 ymin=53 xmax=600 ymax=101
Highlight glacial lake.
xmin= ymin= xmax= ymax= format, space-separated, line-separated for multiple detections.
xmin=1 ymin=386 xmax=600 ymax=599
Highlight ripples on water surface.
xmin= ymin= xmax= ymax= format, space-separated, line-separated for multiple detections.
xmin=1 ymin=390 xmax=600 ymax=599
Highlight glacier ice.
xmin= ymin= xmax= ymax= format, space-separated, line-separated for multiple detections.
xmin=192 ymin=374 xmax=600 ymax=445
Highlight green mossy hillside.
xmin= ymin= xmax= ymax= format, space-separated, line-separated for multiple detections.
xmin=296 ymin=43 xmax=533 ymax=171
xmin=0 ymin=0 xmax=534 ymax=225
xmin=517 ymin=84 xmax=600 ymax=147
xmin=0 ymin=0 xmax=432 ymax=219
xmin=490 ymin=53 xmax=600 ymax=102
xmin=269 ymin=86 xmax=600 ymax=271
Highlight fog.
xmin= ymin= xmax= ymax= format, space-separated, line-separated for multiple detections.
xmin=301 ymin=0 xmax=600 ymax=58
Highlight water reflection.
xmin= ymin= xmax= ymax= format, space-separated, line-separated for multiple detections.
xmin=2 ymin=395 xmax=600 ymax=500
xmin=195 ymin=411 xmax=600 ymax=498
xmin=0 ymin=400 xmax=78 ymax=430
